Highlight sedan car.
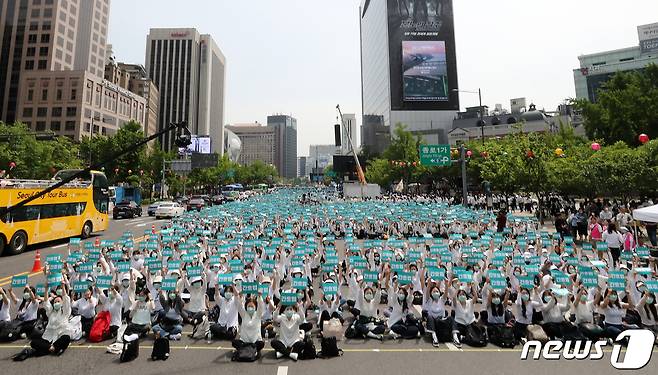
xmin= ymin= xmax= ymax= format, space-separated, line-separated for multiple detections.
xmin=187 ymin=198 xmax=205 ymax=212
xmin=147 ymin=201 xmax=166 ymax=216
xmin=113 ymin=200 xmax=142 ymax=219
xmin=154 ymin=202 xmax=185 ymax=219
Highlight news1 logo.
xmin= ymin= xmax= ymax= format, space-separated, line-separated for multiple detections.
xmin=521 ymin=329 xmax=656 ymax=370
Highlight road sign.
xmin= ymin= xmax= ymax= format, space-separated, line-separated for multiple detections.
xmin=170 ymin=160 xmax=192 ymax=175
xmin=191 ymin=153 xmax=219 ymax=169
xmin=420 ymin=144 xmax=451 ymax=166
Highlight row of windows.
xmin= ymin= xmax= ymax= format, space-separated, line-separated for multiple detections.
xmin=25 ymin=88 xmax=77 ymax=102
xmin=28 ymin=22 xmax=51 ymax=32
xmin=23 ymin=121 xmax=75 ymax=132
xmin=22 ymin=107 xmax=77 ymax=118
xmin=27 ymin=34 xmax=50 ymax=44
xmin=1 ymin=202 xmax=86 ymax=224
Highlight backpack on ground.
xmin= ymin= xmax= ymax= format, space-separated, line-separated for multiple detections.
xmin=151 ymin=337 xmax=170 ymax=361
xmin=231 ymin=344 xmax=259 ymax=362
xmin=322 ymin=318 xmax=344 ymax=340
xmin=560 ymin=321 xmax=585 ymax=341
xmin=488 ymin=324 xmax=515 ymax=348
xmin=191 ymin=315 xmax=210 ymax=339
xmin=299 ymin=337 xmax=317 ymax=360
xmin=0 ymin=321 xmax=22 ymax=342
xmin=89 ymin=311 xmax=111 ymax=343
xmin=463 ymin=324 xmax=487 ymax=347
xmin=120 ymin=334 xmax=139 ymax=363
xmin=318 ymin=336 xmax=343 ymax=358
xmin=527 ymin=324 xmax=549 ymax=344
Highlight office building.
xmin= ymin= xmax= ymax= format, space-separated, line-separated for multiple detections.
xmin=0 ymin=0 xmax=110 ymax=123
xmin=307 ymin=144 xmax=339 ymax=172
xmin=297 ymin=156 xmax=307 ymax=178
xmin=360 ymin=0 xmax=459 ymax=144
xmin=574 ymin=22 xmax=658 ymax=102
xmin=110 ymin=63 xmax=159 ymax=140
xmin=145 ymin=28 xmax=226 ymax=152
xmin=225 ymin=123 xmax=276 ymax=167
xmin=267 ymin=115 xmax=298 ymax=179
xmin=361 ymin=114 xmax=390 ymax=156
xmin=341 ymin=113 xmax=357 ymax=154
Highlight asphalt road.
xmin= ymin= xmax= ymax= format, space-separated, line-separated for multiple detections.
xmin=0 ymin=214 xmax=168 ymax=288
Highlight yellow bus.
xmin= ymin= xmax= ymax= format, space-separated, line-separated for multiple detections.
xmin=0 ymin=170 xmax=110 ymax=255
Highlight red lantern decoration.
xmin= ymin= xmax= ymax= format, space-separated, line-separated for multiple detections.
xmin=412 ymin=162 xmax=417 ymax=167
xmin=8 ymin=161 xmax=16 ymax=170
xmin=526 ymin=150 xmax=534 ymax=159
xmin=591 ymin=142 xmax=601 ymax=151
xmin=466 ymin=150 xmax=472 ymax=157
xmin=639 ymin=134 xmax=649 ymax=144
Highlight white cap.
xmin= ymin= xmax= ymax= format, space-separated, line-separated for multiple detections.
xmin=153 ymin=276 xmax=163 ymax=284
xmin=291 ymin=267 xmax=302 ymax=275
xmin=189 ymin=276 xmax=202 ymax=284
xmin=121 ymin=273 xmax=130 ymax=281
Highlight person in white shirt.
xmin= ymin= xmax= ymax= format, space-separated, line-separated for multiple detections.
xmin=0 ymin=288 xmax=11 ymax=326
xmin=127 ymin=288 xmax=154 ymax=337
xmin=71 ymin=287 xmax=97 ymax=338
xmin=97 ymin=285 xmax=123 ymax=340
xmin=596 ymin=289 xmax=632 ymax=340
xmin=512 ymin=287 xmax=541 ymax=342
xmin=423 ymin=281 xmax=455 ymax=347
xmin=602 ymin=223 xmax=624 ymax=267
xmin=636 ymin=291 xmax=658 ymax=336
xmin=271 ymin=302 xmax=304 ymax=361
xmin=209 ymin=285 xmax=239 ymax=340
xmin=183 ymin=275 xmax=208 ymax=325
xmin=318 ymin=280 xmax=343 ymax=332
xmin=28 ymin=282 xmax=73 ymax=357
xmin=452 ymin=285 xmax=479 ymax=348
xmin=387 ymin=283 xmax=422 ymax=340
xmin=231 ymin=293 xmax=266 ymax=358
xmin=572 ymin=288 xmax=604 ymax=340
xmin=538 ymin=289 xmax=569 ymax=339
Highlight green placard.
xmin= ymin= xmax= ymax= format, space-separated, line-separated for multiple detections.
xmin=258 ymin=283 xmax=270 ymax=297
xmin=364 ymin=271 xmax=379 ymax=283
xmin=581 ymin=275 xmax=598 ymax=288
xmin=117 ymin=261 xmax=130 ymax=273
xmin=607 ymin=278 xmax=626 ymax=291
xmin=11 ymin=275 xmax=28 ymax=288
xmin=96 ymin=275 xmax=112 ymax=289
xmin=162 ymin=277 xmax=177 ymax=291
xmin=110 ymin=251 xmax=123 ymax=261
xmin=292 ymin=277 xmax=307 ymax=290
xmin=78 ymin=262 xmax=94 ymax=273
xmin=47 ymin=272 xmax=62 ymax=284
xmin=391 ymin=261 xmax=405 ymax=272
xmin=262 ymin=259 xmax=275 ymax=272
xmin=552 ymin=270 xmax=571 ymax=285
xmin=646 ymin=280 xmax=658 ymax=293
xmin=281 ymin=292 xmax=297 ymax=306
xmin=518 ymin=275 xmax=535 ymax=289
xmin=36 ymin=283 xmax=45 ymax=295
xmin=242 ymin=281 xmax=258 ymax=294
xmin=73 ymin=280 xmax=89 ymax=292
xmin=398 ymin=271 xmax=413 ymax=285
xmin=428 ymin=267 xmax=445 ymax=280
xmin=187 ymin=266 xmax=202 ymax=278
xmin=322 ymin=281 xmax=338 ymax=296
xmin=420 ymin=144 xmax=451 ymax=166
xmin=218 ymin=273 xmax=235 ymax=286
xmin=456 ymin=270 xmax=474 ymax=283
xmin=490 ymin=275 xmax=507 ymax=290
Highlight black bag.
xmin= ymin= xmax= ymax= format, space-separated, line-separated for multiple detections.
xmin=120 ymin=336 xmax=139 ymax=363
xmin=318 ymin=336 xmax=343 ymax=358
xmin=434 ymin=318 xmax=453 ymax=342
xmin=299 ymin=337 xmax=317 ymax=360
xmin=560 ymin=322 xmax=585 ymax=341
xmin=232 ymin=344 xmax=259 ymax=362
xmin=0 ymin=321 xmax=22 ymax=342
xmin=488 ymin=325 xmax=515 ymax=348
xmin=463 ymin=324 xmax=488 ymax=347
xmin=30 ymin=319 xmax=46 ymax=340
xmin=151 ymin=337 xmax=170 ymax=361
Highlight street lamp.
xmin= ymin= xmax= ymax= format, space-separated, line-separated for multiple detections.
xmin=453 ymin=88 xmax=486 ymax=145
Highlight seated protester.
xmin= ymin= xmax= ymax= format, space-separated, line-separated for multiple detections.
xmin=232 ymin=292 xmax=266 ymax=359
xmin=3 ymin=286 xmax=40 ymax=341
xmin=209 ymin=285 xmax=239 ymax=340
xmin=259 ymin=276 xmax=276 ymax=339
xmin=572 ymin=288 xmax=603 ymax=340
xmin=636 ymin=291 xmax=658 ymax=336
xmin=512 ymin=287 xmax=540 ymax=343
xmin=344 ymin=270 xmax=363 ymax=317
xmin=597 ymin=288 xmax=634 ymax=341
xmin=145 ymin=273 xmax=164 ymax=318
xmin=483 ymin=287 xmax=510 ymax=327
xmin=295 ymin=289 xmax=313 ymax=333
xmin=408 ymin=263 xmax=424 ymax=305
xmin=0 ymin=288 xmax=11 ymax=331
xmin=118 ymin=272 xmax=136 ymax=322
xmin=538 ymin=289 xmax=569 ymax=339
xmin=71 ymin=286 xmax=97 ymax=338
xmin=96 ymin=285 xmax=123 ymax=340
xmin=127 ymin=288 xmax=154 ymax=337
xmin=152 ymin=288 xmax=186 ymax=340
xmin=16 ymin=282 xmax=72 ymax=360
xmin=423 ymin=281 xmax=456 ymax=347
xmin=183 ymin=274 xmax=208 ymax=326
xmin=452 ymin=284 xmax=480 ymax=348
xmin=271 ymin=302 xmax=304 ymax=361
xmin=318 ymin=289 xmax=343 ymax=333
xmin=387 ymin=283 xmax=422 ymax=340
xmin=353 ymin=286 xmax=385 ymax=340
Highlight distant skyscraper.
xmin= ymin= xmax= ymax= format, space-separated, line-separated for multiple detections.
xmin=297 ymin=157 xmax=307 ymax=178
xmin=145 ymin=28 xmax=226 ymax=153
xmin=267 ymin=115 xmax=298 ymax=179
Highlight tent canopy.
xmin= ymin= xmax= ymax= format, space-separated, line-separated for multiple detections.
xmin=632 ymin=204 xmax=658 ymax=223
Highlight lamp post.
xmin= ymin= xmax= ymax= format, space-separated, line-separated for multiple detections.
xmin=453 ymin=88 xmax=485 ymax=145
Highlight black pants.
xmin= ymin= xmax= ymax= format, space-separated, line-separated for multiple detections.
xmin=30 ymin=335 xmax=71 ymax=356
xmin=126 ymin=323 xmax=149 ymax=337
xmin=271 ymin=339 xmax=304 ymax=356
xmin=542 ymin=322 xmax=563 ymax=339
xmin=299 ymin=322 xmax=312 ymax=333
xmin=426 ymin=315 xmax=455 ymax=341
xmin=80 ymin=316 xmax=94 ymax=337
xmin=609 ymin=247 xmax=620 ymax=267
xmin=210 ymin=324 xmax=237 ymax=340
xmin=513 ymin=322 xmax=529 ymax=341
xmin=354 ymin=317 xmax=385 ymax=337
xmin=319 ymin=310 xmax=344 ymax=331
xmin=391 ymin=319 xmax=420 ymax=339
xmin=233 ymin=339 xmax=264 ymax=351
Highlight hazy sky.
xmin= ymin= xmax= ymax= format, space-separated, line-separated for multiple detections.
xmin=108 ymin=0 xmax=658 ymax=155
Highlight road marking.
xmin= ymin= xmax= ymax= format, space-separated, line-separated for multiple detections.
xmin=53 ymin=244 xmax=67 ymax=249
xmin=0 ymin=271 xmax=29 ymax=283
xmin=277 ymin=366 xmax=288 ymax=375
xmin=0 ymin=271 xmax=42 ymax=287
xmin=446 ymin=343 xmax=461 ymax=351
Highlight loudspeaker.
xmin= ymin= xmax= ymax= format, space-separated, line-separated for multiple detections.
xmin=334 ymin=124 xmax=341 ymax=147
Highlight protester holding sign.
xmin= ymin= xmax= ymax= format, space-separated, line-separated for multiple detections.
xmin=387 ymin=281 xmax=421 ymax=340
xmin=271 ymin=300 xmax=304 ymax=361
xmin=152 ymin=288 xmax=185 ymax=340
xmin=2 ymin=286 xmax=40 ymax=342
xmin=127 ymin=288 xmax=154 ymax=337
xmin=232 ymin=292 xmax=266 ymax=360
xmin=209 ymin=285 xmax=239 ymax=341
xmin=97 ymin=285 xmax=123 ymax=340
xmin=353 ymin=285 xmax=385 ymax=340
xmin=71 ymin=286 xmax=97 ymax=338
xmin=182 ymin=273 xmax=208 ymax=325
xmin=318 ymin=276 xmax=343 ymax=332
xmin=597 ymin=289 xmax=633 ymax=340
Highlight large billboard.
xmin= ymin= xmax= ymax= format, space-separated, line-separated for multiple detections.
xmin=387 ymin=0 xmax=459 ymax=111
xmin=638 ymin=23 xmax=658 ymax=54
xmin=178 ymin=135 xmax=212 ymax=155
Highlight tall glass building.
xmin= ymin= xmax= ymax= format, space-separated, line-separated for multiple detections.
xmin=360 ymin=0 xmax=459 ymax=144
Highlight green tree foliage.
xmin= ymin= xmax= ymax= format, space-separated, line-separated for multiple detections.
xmin=573 ymin=63 xmax=658 ymax=145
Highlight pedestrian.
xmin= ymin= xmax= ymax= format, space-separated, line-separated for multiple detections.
xmin=603 ymin=223 xmax=623 ymax=267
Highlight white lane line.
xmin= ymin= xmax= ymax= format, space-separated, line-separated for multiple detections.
xmin=135 ymin=223 xmax=149 ymax=227
xmin=446 ymin=343 xmax=461 ymax=351
xmin=53 ymin=244 xmax=66 ymax=249
xmin=277 ymin=366 xmax=288 ymax=375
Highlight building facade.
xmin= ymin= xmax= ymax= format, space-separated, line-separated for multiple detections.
xmin=297 ymin=156 xmax=307 ymax=178
xmin=267 ymin=115 xmax=297 ymax=179
xmin=360 ymin=0 xmax=459 ymax=144
xmin=0 ymin=0 xmax=110 ymax=123
xmin=573 ymin=23 xmax=658 ymax=102
xmin=307 ymin=144 xmax=339 ymax=172
xmin=360 ymin=114 xmax=390 ymax=156
xmin=16 ymin=69 xmax=147 ymax=141
xmin=111 ymin=63 xmax=159 ymax=140
xmin=145 ymin=28 xmax=226 ymax=153
xmin=225 ymin=123 xmax=276 ymax=167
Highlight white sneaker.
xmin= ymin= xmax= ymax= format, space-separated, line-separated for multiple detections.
xmin=276 ymin=351 xmax=284 ymax=359
xmin=20 ymin=333 xmax=27 ymax=339
xmin=289 ymin=352 xmax=298 ymax=361
xmin=389 ymin=332 xmax=401 ymax=340
xmin=170 ymin=333 xmax=181 ymax=341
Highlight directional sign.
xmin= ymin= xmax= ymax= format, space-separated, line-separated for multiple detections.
xmin=420 ymin=144 xmax=451 ymax=167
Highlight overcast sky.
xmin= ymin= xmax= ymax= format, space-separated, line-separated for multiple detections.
xmin=108 ymin=0 xmax=658 ymax=156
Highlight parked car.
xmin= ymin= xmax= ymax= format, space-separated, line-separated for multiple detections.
xmin=113 ymin=200 xmax=142 ymax=219
xmin=147 ymin=201 xmax=167 ymax=216
xmin=154 ymin=202 xmax=185 ymax=219
xmin=211 ymin=195 xmax=225 ymax=205
xmin=187 ymin=197 xmax=205 ymax=211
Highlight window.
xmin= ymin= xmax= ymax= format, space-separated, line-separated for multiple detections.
xmin=22 ymin=107 xmax=33 ymax=117
xmin=36 ymin=121 xmax=46 ymax=131
xmin=43 ymin=8 xmax=52 ymax=18
xmin=39 ymin=47 xmax=48 ymax=56
xmin=25 ymin=60 xmax=35 ymax=70
xmin=37 ymin=107 xmax=48 ymax=117
xmin=26 ymin=47 xmax=36 ymax=56
xmin=70 ymin=89 xmax=76 ymax=100
xmin=40 ymin=34 xmax=50 ymax=43
xmin=28 ymin=34 xmax=37 ymax=44
xmin=65 ymin=121 xmax=75 ymax=131
xmin=38 ymin=60 xmax=47 ymax=70
xmin=52 ymin=107 xmax=62 ymax=117
xmin=1 ymin=202 xmax=87 ymax=223
xmin=41 ymin=89 xmax=48 ymax=101
xmin=50 ymin=121 xmax=61 ymax=131
xmin=31 ymin=9 xmax=40 ymax=18
xmin=27 ymin=90 xmax=34 ymax=102
xmin=56 ymin=89 xmax=62 ymax=100
xmin=33 ymin=0 xmax=42 ymax=5
xmin=66 ymin=107 xmax=77 ymax=117
xmin=42 ymin=22 xmax=51 ymax=31
xmin=29 ymin=23 xmax=39 ymax=31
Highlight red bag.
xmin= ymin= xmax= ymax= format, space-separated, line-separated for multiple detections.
xmin=88 ymin=311 xmax=111 ymax=343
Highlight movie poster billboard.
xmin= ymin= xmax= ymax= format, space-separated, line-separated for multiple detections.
xmin=387 ymin=0 xmax=459 ymax=111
